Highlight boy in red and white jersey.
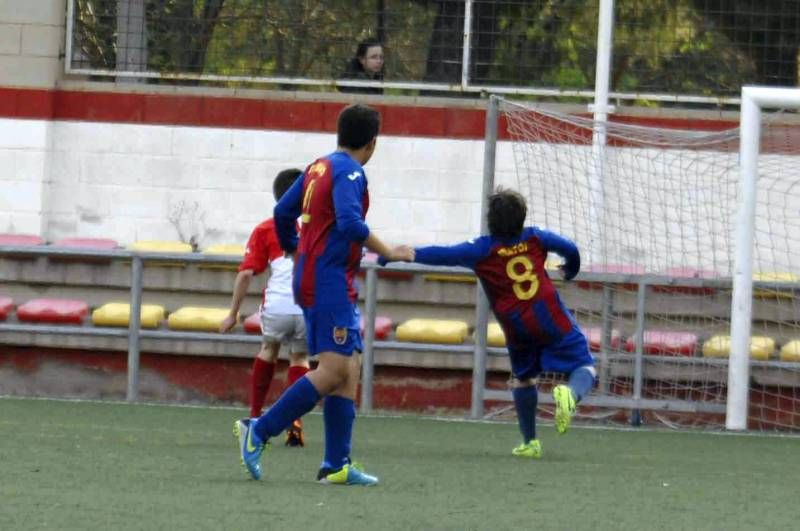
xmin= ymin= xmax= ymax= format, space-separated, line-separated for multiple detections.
xmin=220 ymin=168 xmax=309 ymax=447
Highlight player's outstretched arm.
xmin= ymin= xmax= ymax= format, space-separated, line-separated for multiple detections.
xmin=220 ymin=269 xmax=254 ymax=333
xmin=364 ymin=233 xmax=414 ymax=263
xmin=536 ymin=228 xmax=581 ymax=280
xmin=413 ymin=238 xmax=487 ymax=269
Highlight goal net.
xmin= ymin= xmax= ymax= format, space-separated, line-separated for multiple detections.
xmin=491 ymin=96 xmax=800 ymax=431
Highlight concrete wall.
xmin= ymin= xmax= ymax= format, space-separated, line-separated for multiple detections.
xmin=0 ymin=115 xmax=501 ymax=247
xmin=0 ymin=0 xmax=65 ymax=88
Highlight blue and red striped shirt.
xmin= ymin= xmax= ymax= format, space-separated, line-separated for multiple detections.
xmin=415 ymin=227 xmax=580 ymax=347
xmin=274 ymin=151 xmax=370 ymax=308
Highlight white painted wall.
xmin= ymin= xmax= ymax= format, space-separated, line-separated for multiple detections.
xmin=0 ymin=118 xmax=52 ymax=235
xmin=3 ymin=116 xmax=799 ymax=275
xmin=1 ymin=117 xmax=515 ymax=248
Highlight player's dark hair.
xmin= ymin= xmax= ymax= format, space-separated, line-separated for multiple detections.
xmin=337 ymin=103 xmax=380 ymax=150
xmin=273 ymin=168 xmax=302 ymax=201
xmin=488 ymin=188 xmax=527 ymax=238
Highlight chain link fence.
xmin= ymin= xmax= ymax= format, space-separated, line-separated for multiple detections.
xmin=67 ymin=0 xmax=800 ymax=103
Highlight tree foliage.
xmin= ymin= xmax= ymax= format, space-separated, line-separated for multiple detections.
xmin=71 ymin=0 xmax=799 ymax=97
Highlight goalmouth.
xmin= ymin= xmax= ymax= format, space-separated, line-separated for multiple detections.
xmin=476 ymin=88 xmax=800 ymax=432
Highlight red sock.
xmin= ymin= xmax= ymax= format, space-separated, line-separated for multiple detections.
xmin=250 ymin=358 xmax=276 ymax=417
xmin=286 ymin=364 xmax=309 ymax=387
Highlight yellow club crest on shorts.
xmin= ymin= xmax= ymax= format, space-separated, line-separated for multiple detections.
xmin=332 ymin=326 xmax=347 ymax=345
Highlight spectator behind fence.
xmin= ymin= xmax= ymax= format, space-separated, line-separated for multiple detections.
xmin=338 ymin=38 xmax=384 ymax=95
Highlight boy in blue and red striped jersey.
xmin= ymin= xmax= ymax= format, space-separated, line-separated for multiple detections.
xmin=385 ymin=188 xmax=596 ymax=458
xmin=235 ymin=103 xmax=412 ymax=485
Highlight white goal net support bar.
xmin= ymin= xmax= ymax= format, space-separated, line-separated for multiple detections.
xmin=476 ymin=88 xmax=800 ymax=431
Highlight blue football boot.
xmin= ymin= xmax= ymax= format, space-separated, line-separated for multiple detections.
xmin=235 ymin=418 xmax=265 ymax=480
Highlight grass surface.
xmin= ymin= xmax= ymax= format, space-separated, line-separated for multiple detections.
xmin=1 ymin=397 xmax=798 ymax=530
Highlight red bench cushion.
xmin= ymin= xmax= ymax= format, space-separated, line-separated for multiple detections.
xmin=16 ymin=298 xmax=90 ymax=324
xmin=584 ymin=327 xmax=622 ymax=351
xmin=360 ymin=315 xmax=393 ymax=340
xmin=0 ymin=233 xmax=44 ymax=246
xmin=0 ymin=296 xmax=13 ymax=320
xmin=244 ymin=312 xmax=261 ymax=334
xmin=53 ymin=238 xmax=119 ymax=250
xmin=624 ymin=330 xmax=698 ymax=357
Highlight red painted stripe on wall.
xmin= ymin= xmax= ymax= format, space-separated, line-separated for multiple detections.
xmin=0 ymin=86 xmax=739 ymax=140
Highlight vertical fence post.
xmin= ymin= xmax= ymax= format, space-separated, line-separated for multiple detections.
xmin=461 ymin=0 xmax=474 ymax=90
xmin=361 ymin=266 xmax=378 ymax=413
xmin=598 ymin=284 xmax=614 ymax=393
xmin=65 ymin=0 xmax=75 ymax=72
xmin=471 ymin=95 xmax=499 ymax=419
xmin=630 ymin=279 xmax=647 ymax=426
xmin=127 ymin=255 xmax=143 ymax=402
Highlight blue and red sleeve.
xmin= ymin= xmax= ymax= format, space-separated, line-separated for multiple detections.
xmin=332 ymin=170 xmax=369 ymax=243
xmin=530 ymin=227 xmax=581 ymax=280
xmin=273 ymin=174 xmax=305 ymax=253
xmin=414 ymin=237 xmax=490 ymax=269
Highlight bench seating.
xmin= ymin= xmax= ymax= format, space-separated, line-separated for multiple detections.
xmin=0 ymin=233 xmax=44 ymax=246
xmin=780 ymin=340 xmax=800 ymax=362
xmin=16 ymin=298 xmax=89 ymax=325
xmin=53 ymin=237 xmax=119 ymax=250
xmin=702 ymin=335 xmax=775 ymax=360
xmin=0 ymin=296 xmax=13 ymax=320
xmin=244 ymin=311 xmax=261 ymax=334
xmin=624 ymin=330 xmax=698 ymax=357
xmin=584 ymin=327 xmax=622 ymax=351
xmin=396 ymin=318 xmax=469 ymax=344
xmin=752 ymin=272 xmax=798 ymax=300
xmin=167 ymin=307 xmax=229 ymax=332
xmin=91 ymin=302 xmax=166 ymax=328
xmin=360 ymin=315 xmax=394 ymax=340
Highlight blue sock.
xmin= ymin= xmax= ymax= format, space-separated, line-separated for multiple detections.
xmin=321 ymin=395 xmax=356 ymax=471
xmin=253 ymin=376 xmax=320 ymax=441
xmin=512 ymin=385 xmax=538 ymax=443
xmin=568 ymin=367 xmax=596 ymax=402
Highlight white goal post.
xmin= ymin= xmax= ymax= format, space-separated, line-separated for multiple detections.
xmin=727 ymin=86 xmax=800 ymax=430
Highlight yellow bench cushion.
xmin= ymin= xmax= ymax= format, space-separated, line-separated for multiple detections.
xmin=395 ymin=318 xmax=469 ymax=344
xmin=780 ymin=340 xmax=800 ymax=362
xmin=702 ymin=335 xmax=775 ymax=360
xmin=203 ymin=244 xmax=245 ymax=257
xmin=752 ymin=272 xmax=798 ymax=299
xmin=128 ymin=240 xmax=193 ymax=253
xmin=200 ymin=244 xmax=245 ymax=271
xmin=92 ymin=303 xmax=165 ymax=329
xmin=486 ymin=322 xmax=506 ymax=347
xmin=167 ymin=307 xmax=230 ymax=332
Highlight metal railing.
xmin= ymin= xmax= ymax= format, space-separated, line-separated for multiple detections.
xmin=3 ymin=244 xmax=799 ymax=420
xmin=65 ymin=0 xmax=800 ymax=105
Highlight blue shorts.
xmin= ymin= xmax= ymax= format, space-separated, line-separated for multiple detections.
xmin=507 ymin=328 xmax=595 ymax=380
xmin=302 ymin=303 xmax=363 ymax=356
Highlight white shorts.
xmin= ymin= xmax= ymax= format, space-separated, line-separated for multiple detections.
xmin=260 ymin=311 xmax=307 ymax=354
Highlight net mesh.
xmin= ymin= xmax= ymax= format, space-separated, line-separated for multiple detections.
xmin=497 ymin=99 xmax=800 ymax=430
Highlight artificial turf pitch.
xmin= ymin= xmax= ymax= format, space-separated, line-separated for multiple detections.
xmin=1 ymin=397 xmax=798 ymax=530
